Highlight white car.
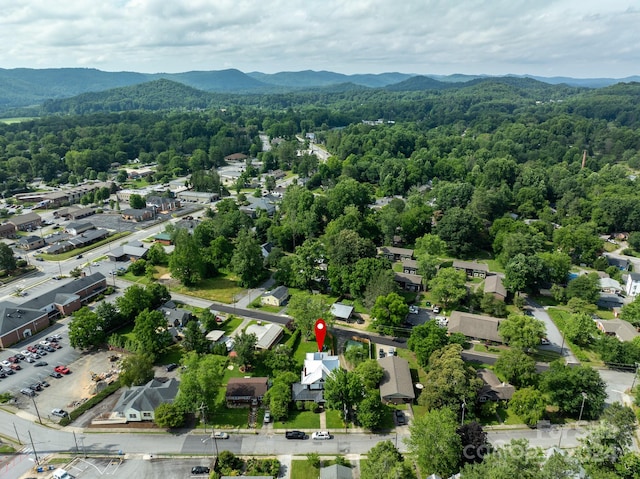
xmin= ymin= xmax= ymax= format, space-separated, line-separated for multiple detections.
xmin=311 ymin=431 xmax=331 ymax=440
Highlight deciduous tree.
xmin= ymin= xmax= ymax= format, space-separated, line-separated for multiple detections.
xmin=406 ymin=407 xmax=462 ymax=478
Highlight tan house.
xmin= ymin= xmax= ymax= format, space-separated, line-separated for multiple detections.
xmin=260 ymin=286 xmax=289 ymax=307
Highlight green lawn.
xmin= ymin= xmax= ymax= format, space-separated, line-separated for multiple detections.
xmin=290 ymin=460 xmax=319 ymax=479
xmin=326 ymin=409 xmax=345 ymax=429
xmin=273 ymin=410 xmax=321 ymax=429
xmin=294 ymin=339 xmax=320 ymax=365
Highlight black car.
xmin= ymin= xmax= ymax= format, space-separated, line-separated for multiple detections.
xmin=165 ymin=363 xmax=178 ymax=372
xmin=191 ymin=466 xmax=210 ymax=474
xmin=285 ymin=430 xmax=306 ymax=440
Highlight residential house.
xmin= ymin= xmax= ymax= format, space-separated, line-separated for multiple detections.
xmin=599 ymin=277 xmax=623 ymax=294
xmin=484 ymin=275 xmax=507 ymax=301
xmin=112 ymin=378 xmax=179 ymax=422
xmin=65 ymin=222 xmax=95 ymax=236
xmin=394 ymin=272 xmax=424 ymax=292
xmin=402 ymin=258 xmax=419 ymax=275
xmin=320 ymin=464 xmax=353 ymax=479
xmin=0 ymin=302 xmax=49 ymax=348
xmin=477 ymin=369 xmax=515 ymax=402
xmin=0 ymin=223 xmax=16 ymax=238
xmin=8 ymin=212 xmax=42 ymax=231
xmin=240 ymin=197 xmax=276 ymax=218
xmin=453 ymin=260 xmax=489 ymax=279
xmin=596 ymin=318 xmax=639 ymax=342
xmin=626 ymin=273 xmax=640 ymax=297
xmin=21 ymin=272 xmax=107 ymax=318
xmin=597 ymin=293 xmax=625 ymax=309
xmin=447 ymin=311 xmax=504 ymax=344
xmin=330 ymin=302 xmax=354 ymax=321
xmin=260 ymin=242 xmax=274 ymax=259
xmin=17 ymin=235 xmax=45 ymax=251
xmin=226 ymin=377 xmax=269 ymax=407
xmin=379 ymin=246 xmax=414 ymax=262
xmin=292 ymin=352 xmax=340 ymax=403
xmin=159 ymin=301 xmax=193 ymax=328
xmin=378 ymin=355 xmax=415 ymax=404
xmin=260 ymin=286 xmax=289 ymax=307
xmin=107 ymin=241 xmax=149 ymax=262
xmin=121 ymin=208 xmax=154 ymax=222
xmin=605 ymin=254 xmax=630 ymax=272
xmin=245 ymin=323 xmax=284 ymax=350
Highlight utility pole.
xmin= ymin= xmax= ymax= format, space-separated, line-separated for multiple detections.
xmin=31 ymin=395 xmax=42 ymax=425
xmin=12 ymin=423 xmax=22 ymax=445
xmin=28 ymin=430 xmax=39 ymax=465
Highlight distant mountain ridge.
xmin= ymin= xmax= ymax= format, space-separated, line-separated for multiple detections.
xmin=0 ymin=67 xmax=638 ymax=113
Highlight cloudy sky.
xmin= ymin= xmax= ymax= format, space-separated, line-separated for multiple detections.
xmin=1 ymin=0 xmax=638 ymax=78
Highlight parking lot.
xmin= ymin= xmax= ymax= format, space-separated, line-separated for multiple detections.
xmin=19 ymin=456 xmax=217 ymax=479
xmin=0 ymin=326 xmax=119 ymax=425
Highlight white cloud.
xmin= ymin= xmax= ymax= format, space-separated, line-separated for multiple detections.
xmin=0 ymin=0 xmax=637 ymax=77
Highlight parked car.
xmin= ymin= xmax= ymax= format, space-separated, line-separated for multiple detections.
xmin=311 ymin=431 xmax=332 ymax=440
xmin=54 ymin=365 xmax=70 ymax=374
xmin=20 ymin=388 xmax=36 ymax=397
xmin=51 ymin=409 xmax=68 ymax=418
xmin=285 ymin=430 xmax=306 ymax=440
xmin=212 ymin=431 xmax=229 ymax=439
xmin=165 ymin=363 xmax=178 ymax=372
xmin=34 ymin=361 xmax=48 ymax=367
xmin=191 ymin=466 xmax=210 ymax=474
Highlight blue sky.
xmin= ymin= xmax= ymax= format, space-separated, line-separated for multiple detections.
xmin=1 ymin=0 xmax=638 ymax=78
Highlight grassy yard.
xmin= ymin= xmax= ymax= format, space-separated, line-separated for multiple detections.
xmin=326 ymin=409 xmax=345 ymax=429
xmin=290 ymin=460 xmax=319 ymax=479
xmin=273 ymin=410 xmax=321 ymax=430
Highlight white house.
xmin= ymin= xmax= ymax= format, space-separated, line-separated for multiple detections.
xmin=626 ymin=273 xmax=640 ymax=297
xmin=112 ymin=378 xmax=179 ymax=422
xmin=292 ymin=352 xmax=340 ymax=403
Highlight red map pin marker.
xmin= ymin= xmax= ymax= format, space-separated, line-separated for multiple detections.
xmin=315 ymin=318 xmax=327 ymax=352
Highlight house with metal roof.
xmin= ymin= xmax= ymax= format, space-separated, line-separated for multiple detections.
xmin=292 ymin=352 xmax=340 ymax=403
xmin=245 ymin=322 xmax=284 ymax=350
xmin=378 ymin=355 xmax=415 ymax=404
xmin=330 ymin=302 xmax=354 ymax=321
